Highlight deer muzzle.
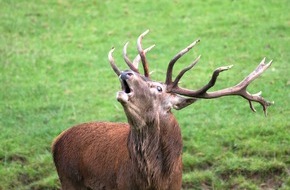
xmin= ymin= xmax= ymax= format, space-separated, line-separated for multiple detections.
xmin=117 ymin=71 xmax=134 ymax=103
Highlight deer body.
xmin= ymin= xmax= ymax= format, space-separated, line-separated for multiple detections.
xmin=53 ymin=118 xmax=183 ymax=189
xmin=52 ymin=30 xmax=273 ymax=190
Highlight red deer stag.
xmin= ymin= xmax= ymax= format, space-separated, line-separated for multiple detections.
xmin=52 ymin=30 xmax=273 ymax=190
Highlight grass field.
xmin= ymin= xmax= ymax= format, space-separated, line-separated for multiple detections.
xmin=0 ymin=0 xmax=289 ymax=189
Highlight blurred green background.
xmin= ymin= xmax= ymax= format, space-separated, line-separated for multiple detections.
xmin=0 ymin=0 xmax=289 ymax=189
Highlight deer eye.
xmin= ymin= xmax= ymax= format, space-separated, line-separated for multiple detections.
xmin=157 ymin=86 xmax=163 ymax=92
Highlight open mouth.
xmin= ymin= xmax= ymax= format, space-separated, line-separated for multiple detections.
xmin=118 ymin=71 xmax=134 ymax=102
xmin=121 ymin=79 xmax=131 ymax=94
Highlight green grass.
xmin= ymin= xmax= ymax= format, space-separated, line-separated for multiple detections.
xmin=0 ymin=0 xmax=289 ymax=189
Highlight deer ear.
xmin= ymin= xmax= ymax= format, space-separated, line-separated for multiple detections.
xmin=171 ymin=95 xmax=198 ymax=110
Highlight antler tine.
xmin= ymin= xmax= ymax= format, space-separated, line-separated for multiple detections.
xmin=234 ymin=58 xmax=274 ymax=115
xmin=123 ymin=42 xmax=139 ymax=73
xmin=236 ymin=58 xmax=271 ymax=88
xmin=165 ymin=39 xmax=200 ymax=85
xmin=137 ymin=29 xmax=150 ymax=78
xmin=170 ymin=64 xmax=233 ymax=95
xmin=197 ymin=65 xmax=234 ymax=94
xmin=133 ymin=44 xmax=155 ymax=69
xmin=170 ymin=55 xmax=201 ymax=90
xmin=169 ymin=58 xmax=274 ymax=115
xmin=108 ymin=47 xmax=121 ymax=76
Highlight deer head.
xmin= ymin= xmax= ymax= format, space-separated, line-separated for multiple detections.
xmin=108 ymin=31 xmax=200 ymax=128
xmin=108 ymin=30 xmax=273 ymax=127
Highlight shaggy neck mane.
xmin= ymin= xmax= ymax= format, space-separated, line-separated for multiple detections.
xmin=127 ymin=113 xmax=182 ymax=188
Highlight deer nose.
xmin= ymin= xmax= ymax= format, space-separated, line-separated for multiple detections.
xmin=120 ymin=71 xmax=134 ymax=80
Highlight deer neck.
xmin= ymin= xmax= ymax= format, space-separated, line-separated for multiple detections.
xmin=127 ymin=111 xmax=183 ymax=187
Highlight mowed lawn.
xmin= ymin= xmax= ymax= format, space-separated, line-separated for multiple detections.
xmin=0 ymin=0 xmax=289 ymax=189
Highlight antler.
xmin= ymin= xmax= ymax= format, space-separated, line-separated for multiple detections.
xmin=109 ymin=30 xmax=154 ymax=77
xmin=166 ymin=41 xmax=273 ymax=115
xmin=137 ymin=29 xmax=151 ymax=78
xmin=165 ymin=39 xmax=201 ymax=86
xmin=123 ymin=42 xmax=155 ymax=74
xmin=108 ymin=47 xmax=121 ymax=76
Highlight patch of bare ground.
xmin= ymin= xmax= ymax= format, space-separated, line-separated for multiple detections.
xmin=221 ymin=167 xmax=285 ymax=189
xmin=0 ymin=154 xmax=27 ymax=164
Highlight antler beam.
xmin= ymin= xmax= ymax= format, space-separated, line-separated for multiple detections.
xmin=166 ymin=48 xmax=273 ymax=115
xmin=137 ymin=29 xmax=151 ymax=78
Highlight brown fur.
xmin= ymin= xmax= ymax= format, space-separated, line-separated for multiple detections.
xmin=52 ymin=116 xmax=183 ymax=190
xmin=52 ymin=68 xmax=194 ymax=189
